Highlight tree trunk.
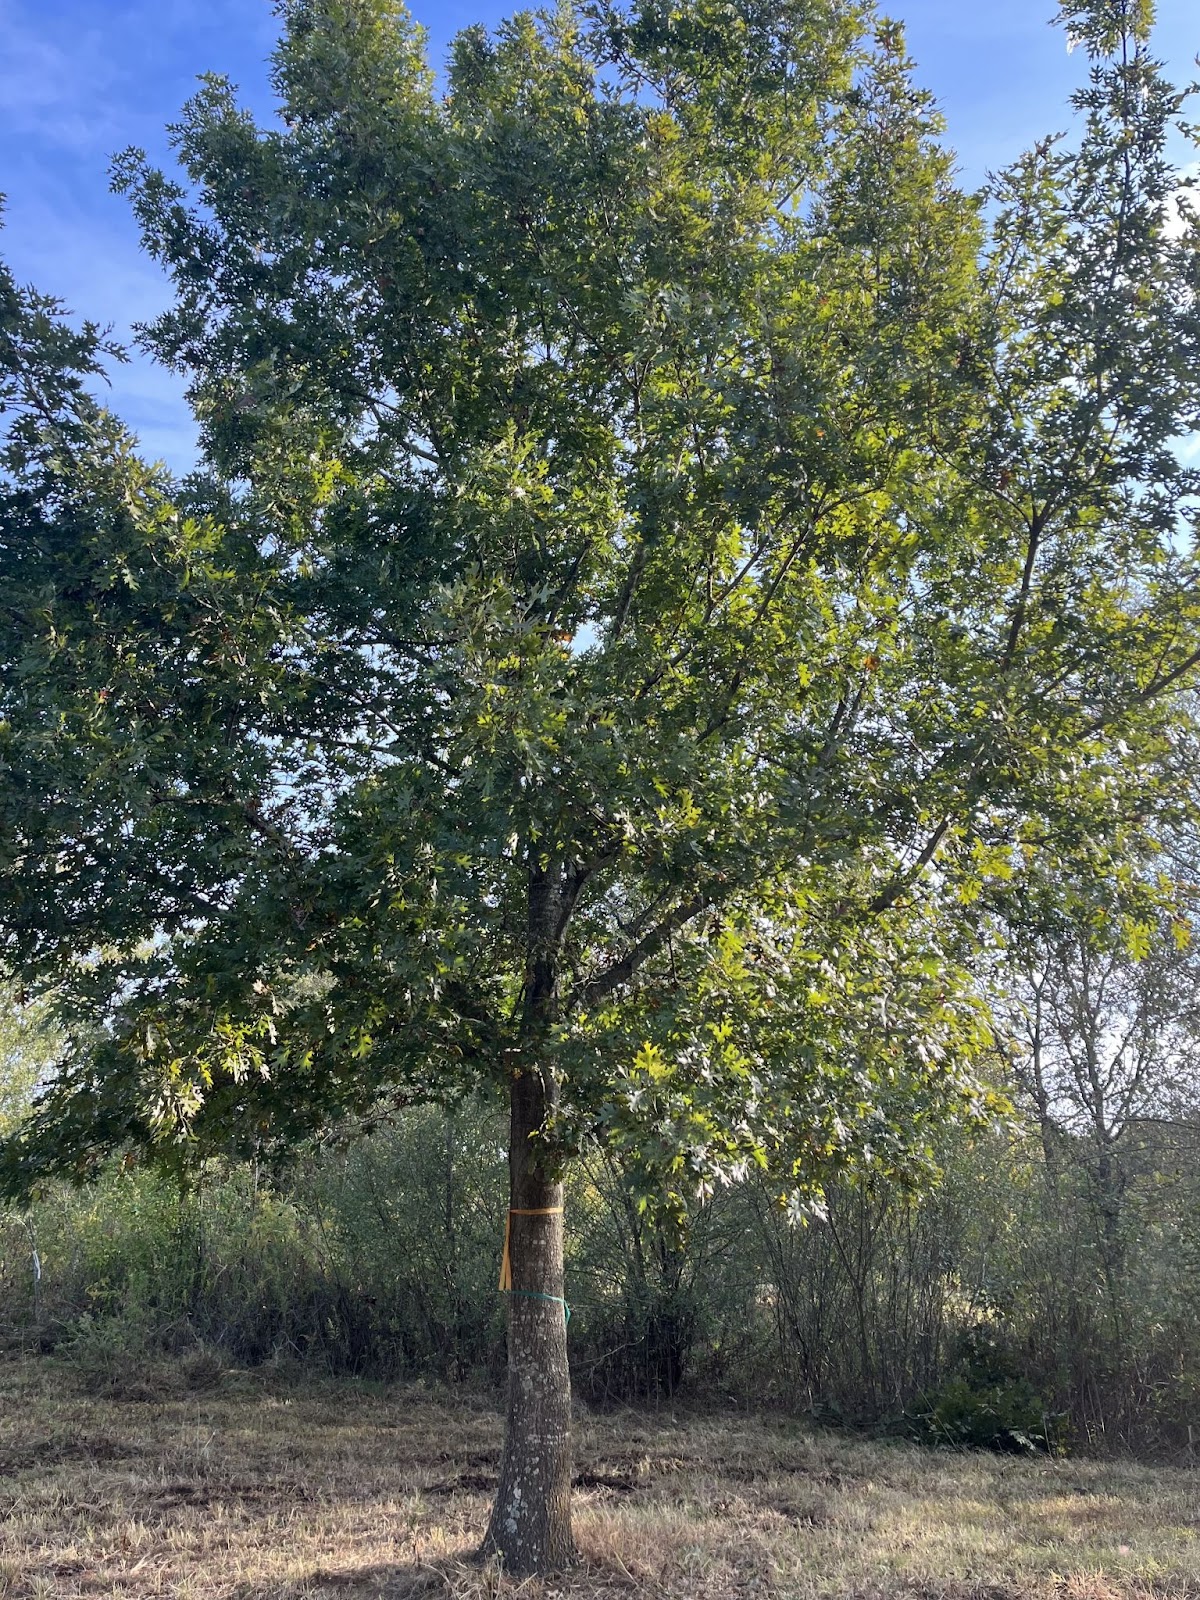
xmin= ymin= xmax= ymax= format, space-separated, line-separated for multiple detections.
xmin=481 ymin=1065 xmax=576 ymax=1573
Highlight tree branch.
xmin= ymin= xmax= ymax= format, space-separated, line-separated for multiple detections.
xmin=570 ymin=892 xmax=711 ymax=1012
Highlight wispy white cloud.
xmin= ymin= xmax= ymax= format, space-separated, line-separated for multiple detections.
xmin=0 ymin=0 xmax=279 ymax=475
xmin=0 ymin=10 xmax=125 ymax=153
xmin=2 ymin=183 xmax=196 ymax=472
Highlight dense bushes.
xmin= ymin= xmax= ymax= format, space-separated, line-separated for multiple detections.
xmin=0 ymin=1107 xmax=510 ymax=1380
xmin=3 ymin=1091 xmax=1199 ymax=1457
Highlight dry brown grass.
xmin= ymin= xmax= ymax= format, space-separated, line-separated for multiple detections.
xmin=1 ymin=1356 xmax=1198 ymax=1600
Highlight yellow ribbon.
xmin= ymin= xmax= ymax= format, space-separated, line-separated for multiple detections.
xmin=498 ymin=1206 xmax=564 ymax=1292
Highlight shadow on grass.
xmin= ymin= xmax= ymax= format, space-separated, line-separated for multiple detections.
xmin=253 ymin=1553 xmax=629 ymax=1599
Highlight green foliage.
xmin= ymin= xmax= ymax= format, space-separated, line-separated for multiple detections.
xmin=300 ymin=1103 xmax=509 ymax=1377
xmin=59 ymin=1311 xmax=159 ymax=1398
xmin=3 ymin=0 xmax=1197 ymax=1216
xmin=2 ymin=1080 xmax=1200 ymax=1454
xmin=566 ymin=1151 xmax=720 ymax=1402
xmin=0 ymin=1104 xmax=509 ymax=1379
xmin=915 ymin=1372 xmax=1064 ymax=1457
xmin=910 ymin=1325 xmax=1065 ymax=1455
xmin=0 ymin=979 xmax=57 ymax=1135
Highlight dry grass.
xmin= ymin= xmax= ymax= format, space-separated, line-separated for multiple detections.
xmin=1 ymin=1356 xmax=1198 ymax=1600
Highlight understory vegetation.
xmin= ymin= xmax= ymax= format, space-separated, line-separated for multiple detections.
xmin=4 ymin=1086 xmax=1199 ymax=1459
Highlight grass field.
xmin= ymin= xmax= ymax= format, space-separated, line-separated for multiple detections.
xmin=1 ymin=1356 xmax=1197 ymax=1600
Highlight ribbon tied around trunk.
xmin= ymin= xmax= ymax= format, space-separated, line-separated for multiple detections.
xmin=498 ymin=1206 xmax=570 ymax=1322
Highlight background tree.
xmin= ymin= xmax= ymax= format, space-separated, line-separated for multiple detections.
xmin=981 ymin=853 xmax=1200 ymax=1427
xmin=0 ymin=978 xmax=57 ymax=1138
xmin=1 ymin=0 xmax=1198 ymax=1574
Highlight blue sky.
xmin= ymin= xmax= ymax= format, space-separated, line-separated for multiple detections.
xmin=1 ymin=0 xmax=1196 ymax=473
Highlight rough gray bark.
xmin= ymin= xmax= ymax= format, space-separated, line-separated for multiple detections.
xmin=481 ymin=1066 xmax=576 ymax=1573
xmin=480 ymin=864 xmax=577 ymax=1574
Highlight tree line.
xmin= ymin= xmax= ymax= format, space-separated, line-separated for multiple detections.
xmin=4 ymin=901 xmax=1200 ymax=1456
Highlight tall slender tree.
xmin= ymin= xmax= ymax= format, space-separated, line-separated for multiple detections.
xmin=2 ymin=0 xmax=1198 ymax=1572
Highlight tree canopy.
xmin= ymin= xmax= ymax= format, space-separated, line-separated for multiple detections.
xmin=1 ymin=0 xmax=1198 ymax=1571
